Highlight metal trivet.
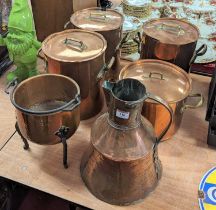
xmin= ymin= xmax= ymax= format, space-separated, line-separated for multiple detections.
xmin=15 ymin=122 xmax=70 ymax=169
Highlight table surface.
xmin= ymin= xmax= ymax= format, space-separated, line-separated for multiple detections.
xmin=0 ymin=72 xmax=215 ymax=210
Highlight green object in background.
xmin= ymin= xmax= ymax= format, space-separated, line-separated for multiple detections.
xmin=0 ymin=0 xmax=41 ymax=83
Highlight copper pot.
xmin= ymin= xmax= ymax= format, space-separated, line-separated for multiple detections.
xmin=69 ymin=7 xmax=124 ymax=81
xmin=10 ymin=74 xmax=81 ymax=145
xmin=140 ymin=18 xmax=207 ymax=72
xmin=119 ymin=59 xmax=204 ymax=140
xmin=41 ymin=29 xmax=107 ymax=120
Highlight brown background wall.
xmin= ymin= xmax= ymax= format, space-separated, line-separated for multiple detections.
xmin=31 ymin=0 xmax=73 ymax=41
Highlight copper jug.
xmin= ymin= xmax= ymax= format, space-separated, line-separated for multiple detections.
xmin=80 ymin=78 xmax=173 ymax=205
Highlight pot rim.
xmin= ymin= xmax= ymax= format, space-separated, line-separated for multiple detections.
xmin=143 ymin=17 xmax=200 ymax=44
xmin=11 ymin=74 xmax=80 ymax=115
xmin=119 ymin=59 xmax=192 ymax=103
xmin=70 ymin=7 xmax=125 ymax=32
xmin=42 ymin=29 xmax=107 ymax=63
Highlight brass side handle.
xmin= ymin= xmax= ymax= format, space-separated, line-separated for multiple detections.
xmin=64 ymin=38 xmax=86 ymax=52
xmin=181 ymin=93 xmax=204 ymax=113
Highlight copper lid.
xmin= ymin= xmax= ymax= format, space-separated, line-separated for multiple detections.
xmin=42 ymin=29 xmax=107 ymax=62
xmin=119 ymin=59 xmax=192 ymax=103
xmin=70 ymin=7 xmax=124 ymax=32
xmin=143 ymin=18 xmax=199 ymax=45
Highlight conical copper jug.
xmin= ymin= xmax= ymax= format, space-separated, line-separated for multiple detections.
xmin=80 ymin=78 xmax=173 ymax=205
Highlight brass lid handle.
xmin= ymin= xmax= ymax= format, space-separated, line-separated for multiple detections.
xmin=156 ymin=23 xmax=185 ymax=36
xmin=89 ymin=12 xmax=107 ymax=22
xmin=64 ymin=38 xmax=86 ymax=52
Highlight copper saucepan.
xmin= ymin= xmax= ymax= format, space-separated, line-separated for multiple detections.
xmin=140 ymin=18 xmax=207 ymax=72
xmin=119 ymin=59 xmax=204 ymax=140
xmin=68 ymin=7 xmax=124 ymax=81
xmin=40 ymin=29 xmax=107 ymax=120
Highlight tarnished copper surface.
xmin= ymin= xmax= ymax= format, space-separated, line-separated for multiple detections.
xmin=81 ymin=79 xmax=172 ymax=205
xmin=11 ymin=74 xmax=80 ymax=145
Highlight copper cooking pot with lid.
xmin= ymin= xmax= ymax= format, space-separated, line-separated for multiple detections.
xmin=41 ymin=29 xmax=107 ymax=120
xmin=140 ymin=18 xmax=207 ymax=72
xmin=69 ymin=7 xmax=124 ymax=80
xmin=119 ymin=59 xmax=204 ymax=140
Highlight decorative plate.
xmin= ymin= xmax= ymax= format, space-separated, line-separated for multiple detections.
xmin=198 ymin=167 xmax=216 ymax=210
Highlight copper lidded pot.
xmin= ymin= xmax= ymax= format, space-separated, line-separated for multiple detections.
xmin=41 ymin=29 xmax=107 ymax=120
xmin=140 ymin=18 xmax=207 ymax=72
xmin=69 ymin=7 xmax=124 ymax=80
xmin=10 ymin=74 xmax=81 ymax=145
xmin=119 ymin=59 xmax=204 ymax=140
xmin=81 ymin=78 xmax=173 ymax=205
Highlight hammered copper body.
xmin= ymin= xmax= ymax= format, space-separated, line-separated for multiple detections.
xmin=41 ymin=29 xmax=107 ymax=120
xmin=81 ymin=79 xmax=173 ymax=205
xmin=140 ymin=18 xmax=207 ymax=72
xmin=119 ymin=59 xmax=204 ymax=140
xmin=70 ymin=8 xmax=124 ymax=80
xmin=11 ymin=74 xmax=80 ymax=145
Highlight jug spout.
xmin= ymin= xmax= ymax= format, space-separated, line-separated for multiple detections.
xmin=102 ymin=80 xmax=115 ymax=107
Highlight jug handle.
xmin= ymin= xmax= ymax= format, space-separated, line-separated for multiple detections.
xmin=102 ymin=80 xmax=116 ymax=107
xmin=147 ymin=92 xmax=173 ymax=144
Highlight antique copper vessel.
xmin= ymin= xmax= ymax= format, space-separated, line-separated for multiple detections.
xmin=80 ymin=78 xmax=173 ymax=205
xmin=70 ymin=7 xmax=124 ymax=80
xmin=119 ymin=59 xmax=204 ymax=140
xmin=10 ymin=74 xmax=80 ymax=145
xmin=41 ymin=29 xmax=107 ymax=120
xmin=140 ymin=18 xmax=207 ymax=72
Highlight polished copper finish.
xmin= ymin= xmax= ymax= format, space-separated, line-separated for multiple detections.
xmin=140 ymin=18 xmax=207 ymax=72
xmin=11 ymin=74 xmax=80 ymax=145
xmin=70 ymin=8 xmax=124 ymax=80
xmin=42 ymin=29 xmax=107 ymax=120
xmin=81 ymin=78 xmax=173 ymax=205
xmin=119 ymin=59 xmax=204 ymax=140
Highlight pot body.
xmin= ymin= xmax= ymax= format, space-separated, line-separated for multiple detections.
xmin=46 ymin=54 xmax=104 ymax=120
xmin=140 ymin=35 xmax=197 ymax=72
xmin=16 ymin=107 xmax=80 ymax=145
xmin=11 ymin=74 xmax=80 ymax=145
xmin=142 ymin=99 xmax=186 ymax=140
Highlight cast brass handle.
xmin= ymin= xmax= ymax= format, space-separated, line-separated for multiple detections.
xmin=181 ymin=93 xmax=204 ymax=113
xmin=147 ymin=92 xmax=173 ymax=143
xmin=156 ymin=23 xmax=185 ymax=36
xmin=89 ymin=12 xmax=107 ymax=21
xmin=143 ymin=72 xmax=164 ymax=80
xmin=64 ymin=38 xmax=86 ymax=52
xmin=97 ymin=56 xmax=115 ymax=81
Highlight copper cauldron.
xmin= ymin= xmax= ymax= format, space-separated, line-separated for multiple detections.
xmin=41 ymin=29 xmax=107 ymax=120
xmin=119 ymin=59 xmax=204 ymax=140
xmin=140 ymin=18 xmax=207 ymax=72
xmin=81 ymin=78 xmax=173 ymax=205
xmin=10 ymin=74 xmax=80 ymax=145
